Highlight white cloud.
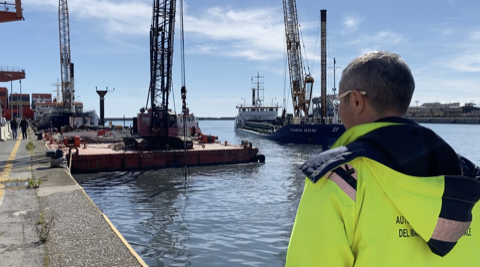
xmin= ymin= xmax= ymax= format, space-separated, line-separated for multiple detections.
xmin=341 ymin=15 xmax=365 ymax=34
xmin=432 ymin=29 xmax=480 ymax=72
xmin=469 ymin=31 xmax=480 ymax=40
xmin=29 ymin=0 xmax=152 ymax=35
xmin=345 ymin=30 xmax=405 ymax=54
xmin=29 ymin=1 xmax=288 ymax=61
xmin=184 ymin=6 xmax=285 ymax=61
xmin=446 ymin=52 xmax=480 ymax=72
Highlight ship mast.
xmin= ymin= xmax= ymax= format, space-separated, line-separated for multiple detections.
xmin=251 ymin=72 xmax=264 ymax=106
xmin=58 ymin=0 xmax=75 ymax=113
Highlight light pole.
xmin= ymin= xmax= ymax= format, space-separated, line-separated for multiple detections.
xmin=5 ymin=74 xmax=12 ymax=119
xmin=19 ymin=80 xmax=22 ymax=119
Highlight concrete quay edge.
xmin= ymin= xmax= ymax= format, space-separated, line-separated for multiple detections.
xmin=35 ymin=140 xmax=148 ymax=267
xmin=0 ymin=134 xmax=148 ymax=267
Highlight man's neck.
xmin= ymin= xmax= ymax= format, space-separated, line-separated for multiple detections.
xmin=356 ymin=111 xmax=404 ymax=126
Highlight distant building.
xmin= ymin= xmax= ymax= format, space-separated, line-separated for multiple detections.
xmin=465 ymin=102 xmax=476 ymax=107
xmin=421 ymin=102 xmax=460 ymax=108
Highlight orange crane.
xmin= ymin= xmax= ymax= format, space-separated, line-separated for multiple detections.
xmin=0 ymin=0 xmax=23 ymax=23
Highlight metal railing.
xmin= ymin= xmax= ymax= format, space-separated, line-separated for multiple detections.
xmin=0 ymin=66 xmax=24 ymax=72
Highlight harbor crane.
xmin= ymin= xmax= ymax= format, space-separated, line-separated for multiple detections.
xmin=283 ymin=0 xmax=314 ymax=118
xmin=59 ymin=0 xmax=75 ymax=113
xmin=133 ymin=0 xmax=191 ymax=149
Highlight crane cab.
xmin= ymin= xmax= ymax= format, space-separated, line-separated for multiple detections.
xmin=136 ymin=108 xmax=178 ymax=138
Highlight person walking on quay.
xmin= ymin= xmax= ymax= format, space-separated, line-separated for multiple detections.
xmin=10 ymin=116 xmax=18 ymax=140
xmin=20 ymin=117 xmax=28 ymax=140
xmin=286 ymin=51 xmax=480 ymax=266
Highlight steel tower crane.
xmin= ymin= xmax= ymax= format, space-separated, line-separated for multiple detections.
xmin=132 ymin=0 xmax=192 ymax=149
xmin=58 ymin=0 xmax=75 ymax=113
xmin=283 ymin=0 xmax=313 ymax=118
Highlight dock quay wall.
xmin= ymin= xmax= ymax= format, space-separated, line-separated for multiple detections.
xmin=410 ymin=117 xmax=480 ymax=124
xmin=30 ymin=140 xmax=147 ymax=266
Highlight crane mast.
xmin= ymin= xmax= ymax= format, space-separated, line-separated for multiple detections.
xmin=58 ymin=0 xmax=75 ymax=113
xmin=149 ymin=0 xmax=176 ymax=134
xmin=283 ymin=0 xmax=313 ymax=118
xmin=320 ymin=10 xmax=327 ymax=118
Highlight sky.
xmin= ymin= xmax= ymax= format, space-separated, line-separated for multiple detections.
xmin=1 ymin=0 xmax=480 ymax=118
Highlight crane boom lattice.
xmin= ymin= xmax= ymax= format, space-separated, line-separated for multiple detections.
xmin=283 ymin=0 xmax=313 ymax=117
xmin=149 ymin=0 xmax=176 ymax=133
xmin=58 ymin=0 xmax=75 ymax=113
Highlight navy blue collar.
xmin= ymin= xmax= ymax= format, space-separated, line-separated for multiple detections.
xmin=374 ymin=116 xmax=418 ymax=125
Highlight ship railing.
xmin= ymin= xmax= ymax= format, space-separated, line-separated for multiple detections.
xmin=0 ymin=66 xmax=24 ymax=72
xmin=290 ymin=117 xmax=324 ymax=125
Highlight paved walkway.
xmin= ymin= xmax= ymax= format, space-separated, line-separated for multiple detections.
xmin=0 ymin=130 xmax=147 ymax=267
xmin=0 ymin=134 xmax=45 ymax=266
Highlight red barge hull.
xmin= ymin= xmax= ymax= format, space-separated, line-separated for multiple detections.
xmin=65 ymin=142 xmax=264 ymax=174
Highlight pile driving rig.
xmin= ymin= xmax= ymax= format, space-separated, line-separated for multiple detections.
xmin=283 ymin=0 xmax=314 ymax=119
xmin=132 ymin=0 xmax=192 ymax=149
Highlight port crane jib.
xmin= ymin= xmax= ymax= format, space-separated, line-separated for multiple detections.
xmin=59 ymin=0 xmax=75 ymax=113
xmin=283 ymin=0 xmax=314 ymax=118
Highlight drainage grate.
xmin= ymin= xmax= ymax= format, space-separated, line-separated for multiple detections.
xmin=5 ymin=181 xmax=29 ymax=188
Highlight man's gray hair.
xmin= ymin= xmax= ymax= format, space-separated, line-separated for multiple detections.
xmin=339 ymin=51 xmax=415 ymax=115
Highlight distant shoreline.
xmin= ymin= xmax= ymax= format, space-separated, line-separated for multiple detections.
xmin=409 ymin=117 xmax=480 ymax=125
xmin=104 ymin=116 xmax=480 ymax=125
xmin=104 ymin=117 xmax=235 ymax=121
xmin=197 ymin=117 xmax=235 ymax=121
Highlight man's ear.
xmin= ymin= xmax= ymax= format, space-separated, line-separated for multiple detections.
xmin=350 ymin=90 xmax=365 ymax=115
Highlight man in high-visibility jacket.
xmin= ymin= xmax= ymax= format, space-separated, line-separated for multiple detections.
xmin=286 ymin=51 xmax=480 ymax=266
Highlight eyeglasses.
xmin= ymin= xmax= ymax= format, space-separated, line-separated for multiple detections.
xmin=334 ymin=90 xmax=367 ymax=101
xmin=332 ymin=90 xmax=367 ymax=108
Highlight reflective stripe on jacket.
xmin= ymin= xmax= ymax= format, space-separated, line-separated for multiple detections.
xmin=286 ymin=118 xmax=480 ymax=266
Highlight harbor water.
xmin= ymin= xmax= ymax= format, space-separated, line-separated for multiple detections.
xmin=76 ymin=120 xmax=480 ymax=266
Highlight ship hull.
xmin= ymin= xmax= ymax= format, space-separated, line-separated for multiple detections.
xmin=236 ymin=123 xmax=345 ymax=146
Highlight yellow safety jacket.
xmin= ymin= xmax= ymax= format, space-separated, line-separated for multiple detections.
xmin=286 ymin=118 xmax=480 ymax=266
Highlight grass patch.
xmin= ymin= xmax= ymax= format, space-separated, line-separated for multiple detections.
xmin=36 ymin=214 xmax=45 ymax=225
xmin=35 ymin=213 xmax=54 ymax=243
xmin=26 ymin=141 xmax=36 ymax=151
xmin=28 ymin=178 xmax=42 ymax=189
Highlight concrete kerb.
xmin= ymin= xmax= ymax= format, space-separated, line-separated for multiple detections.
xmin=40 ymin=141 xmax=148 ymax=267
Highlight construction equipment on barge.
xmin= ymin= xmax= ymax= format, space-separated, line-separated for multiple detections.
xmin=53 ymin=0 xmax=264 ymax=173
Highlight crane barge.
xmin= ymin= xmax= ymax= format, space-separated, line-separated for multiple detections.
xmin=58 ymin=0 xmax=264 ymax=174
